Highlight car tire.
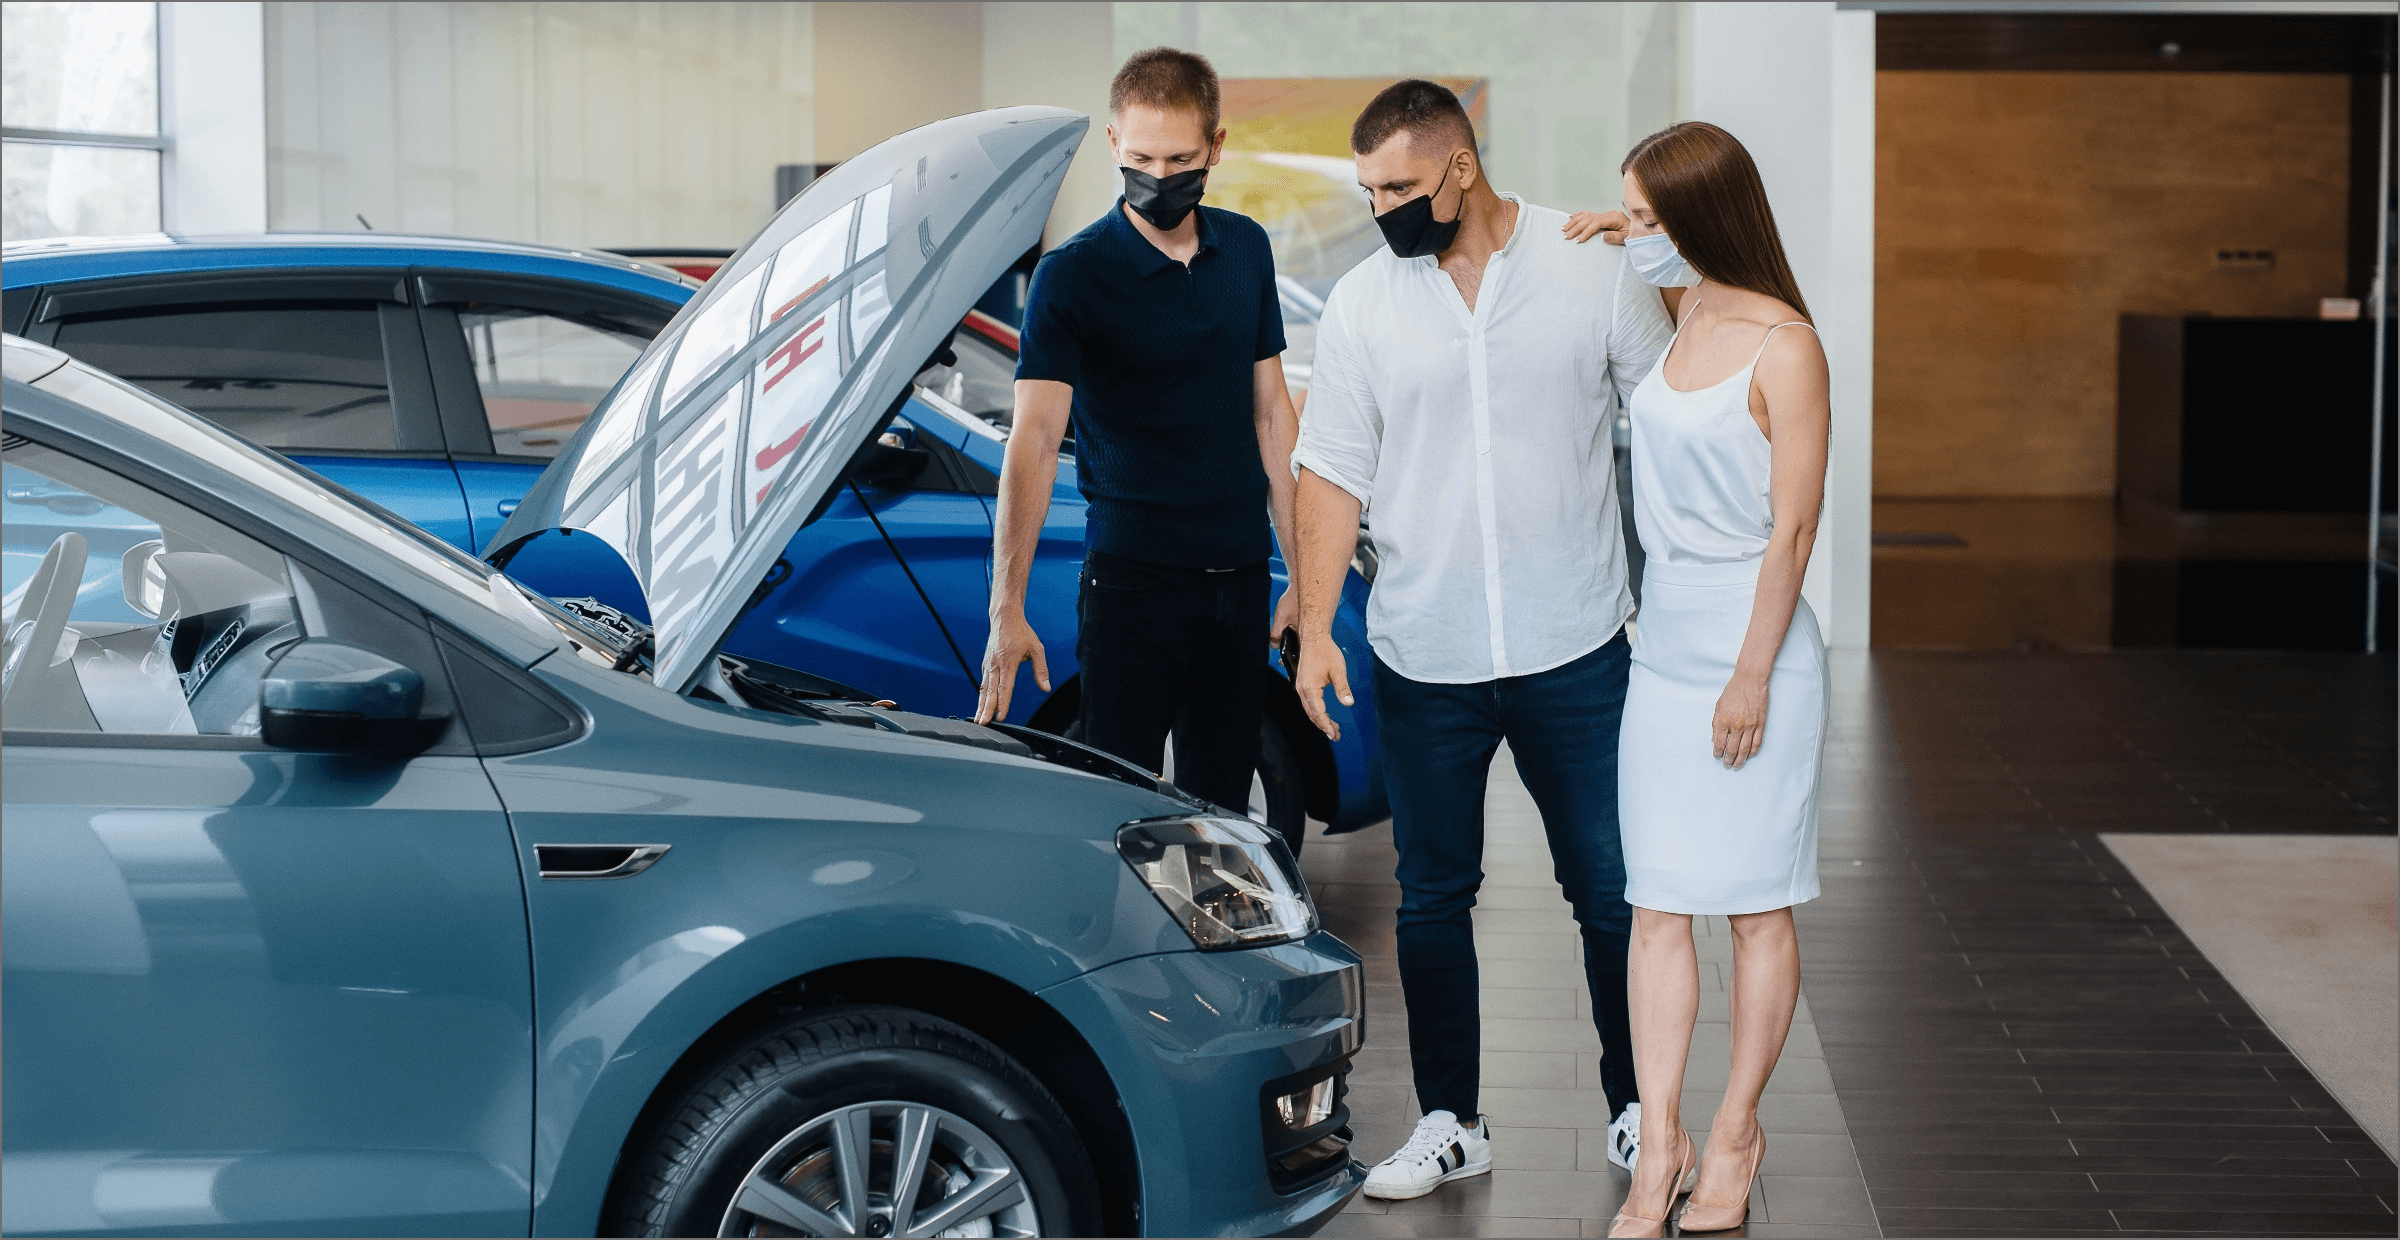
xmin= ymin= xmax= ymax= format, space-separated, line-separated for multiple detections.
xmin=1066 ymin=718 xmax=1310 ymax=857
xmin=604 ymin=1004 xmax=1099 ymax=1238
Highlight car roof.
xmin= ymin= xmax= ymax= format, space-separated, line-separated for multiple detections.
xmin=1 ymin=231 xmax=701 ymax=304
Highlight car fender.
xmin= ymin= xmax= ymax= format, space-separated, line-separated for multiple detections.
xmin=500 ymin=658 xmax=1194 ymax=1232
xmin=525 ymin=876 xmax=1181 ymax=1235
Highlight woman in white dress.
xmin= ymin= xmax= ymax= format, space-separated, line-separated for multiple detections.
xmin=1604 ymin=122 xmax=1831 ymax=1238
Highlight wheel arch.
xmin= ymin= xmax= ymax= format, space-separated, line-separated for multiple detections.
xmin=603 ymin=957 xmax=1142 ymax=1238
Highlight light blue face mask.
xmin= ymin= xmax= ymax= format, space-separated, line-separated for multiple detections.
xmin=1626 ymin=230 xmax=1701 ymax=288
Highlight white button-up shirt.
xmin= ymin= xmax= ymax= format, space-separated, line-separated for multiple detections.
xmin=1292 ymin=196 xmax=1673 ymax=684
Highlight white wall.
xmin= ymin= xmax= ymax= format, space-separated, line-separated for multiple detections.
xmin=265 ymin=2 xmax=815 ymax=250
xmin=1687 ymin=1 xmax=1874 ymax=649
xmin=982 ymin=1 xmax=1116 ymax=245
xmin=161 ymin=1 xmax=268 ymax=234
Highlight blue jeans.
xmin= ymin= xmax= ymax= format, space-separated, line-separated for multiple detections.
xmin=1374 ymin=635 xmax=1638 ymax=1122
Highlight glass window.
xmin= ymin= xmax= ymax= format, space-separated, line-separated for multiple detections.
xmin=0 ymin=2 xmax=159 ymax=136
xmin=0 ymin=141 xmax=161 ymax=238
xmin=0 ymin=1 xmax=163 ymax=243
xmin=459 ymin=307 xmax=648 ymax=458
xmin=3 ymin=437 xmax=299 ymax=736
xmin=50 ymin=304 xmax=398 ymax=451
xmin=919 ymin=328 xmax=1018 ymax=428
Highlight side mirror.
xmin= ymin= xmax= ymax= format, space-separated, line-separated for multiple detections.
xmin=260 ymin=639 xmax=449 ymax=756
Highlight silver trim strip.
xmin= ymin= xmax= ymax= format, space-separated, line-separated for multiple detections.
xmin=535 ymin=843 xmax=671 ymax=880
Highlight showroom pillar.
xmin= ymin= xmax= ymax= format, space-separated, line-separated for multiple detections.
xmin=160 ymin=1 xmax=267 ymax=235
xmin=1687 ymin=2 xmax=1875 ymax=649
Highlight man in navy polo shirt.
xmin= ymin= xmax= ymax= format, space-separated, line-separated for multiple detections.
xmin=973 ymin=46 xmax=1300 ymax=831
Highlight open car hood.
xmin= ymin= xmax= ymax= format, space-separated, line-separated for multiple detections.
xmin=490 ymin=106 xmax=1085 ymax=692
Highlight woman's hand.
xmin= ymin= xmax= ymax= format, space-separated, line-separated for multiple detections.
xmin=1712 ymin=672 xmax=1769 ymax=769
xmin=1562 ymin=210 xmax=1630 ymax=245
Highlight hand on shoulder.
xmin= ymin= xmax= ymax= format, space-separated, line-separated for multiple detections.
xmin=1562 ymin=209 xmax=1629 ymax=246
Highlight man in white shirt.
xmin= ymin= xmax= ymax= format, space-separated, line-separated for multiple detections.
xmin=1287 ymin=80 xmax=1674 ymax=1201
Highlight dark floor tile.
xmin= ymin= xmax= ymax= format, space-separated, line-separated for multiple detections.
xmin=2048 ymin=1106 xmax=2350 ymax=1128
xmin=2067 ymin=1138 xmax=2394 ymax=1161
xmin=2108 ymin=1210 xmax=2400 ymax=1234
xmin=2092 ymin=1173 xmax=2398 ymax=1198
xmin=2016 ymin=1049 xmax=2304 ymax=1070
xmin=1857 ymin=1169 xmax=2095 ymax=1194
xmin=1842 ymin=1133 xmax=2079 ymax=1157
xmin=1861 ymin=1153 xmax=2369 ymax=1178
xmin=1869 ymin=1206 xmax=2120 ymax=1232
xmin=1874 ymin=1231 xmax=2124 ymax=1238
xmin=2032 ymin=1075 xmax=2305 ymax=1096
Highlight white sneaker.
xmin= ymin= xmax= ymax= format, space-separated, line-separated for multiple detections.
xmin=1606 ymin=1101 xmax=1642 ymax=1172
xmin=1363 ymin=1109 xmax=1493 ymax=1200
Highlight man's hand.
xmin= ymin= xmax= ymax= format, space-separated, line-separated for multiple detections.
xmin=979 ymin=378 xmax=1071 ymax=725
xmin=1562 ymin=209 xmax=1631 ymax=245
xmin=1269 ymin=585 xmax=1299 ymax=648
xmin=974 ymin=611 xmax=1048 ymax=724
xmin=1293 ymin=630 xmax=1352 ymax=741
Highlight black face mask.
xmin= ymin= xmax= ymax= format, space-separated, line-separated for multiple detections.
xmin=1373 ymin=163 xmax=1462 ymax=259
xmin=1121 ymin=165 xmax=1208 ymax=230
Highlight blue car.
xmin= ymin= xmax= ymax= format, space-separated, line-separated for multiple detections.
xmin=1 ymin=106 xmax=1365 ymax=1238
xmin=2 ymin=229 xmax=1389 ymax=851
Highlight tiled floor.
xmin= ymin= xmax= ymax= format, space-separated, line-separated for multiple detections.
xmin=1297 ymin=649 xmax=2395 ymax=1238
xmin=1303 ymin=749 xmax=1878 ymax=1238
xmin=1802 ymin=650 xmax=2398 ymax=1238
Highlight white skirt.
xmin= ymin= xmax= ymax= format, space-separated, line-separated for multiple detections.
xmin=1619 ymin=558 xmax=1826 ymax=916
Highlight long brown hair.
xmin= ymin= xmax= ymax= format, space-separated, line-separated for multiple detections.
xmin=1622 ymin=122 xmax=1809 ymax=321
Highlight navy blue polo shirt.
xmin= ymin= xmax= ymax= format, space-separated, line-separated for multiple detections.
xmin=1016 ymin=201 xmax=1286 ymax=568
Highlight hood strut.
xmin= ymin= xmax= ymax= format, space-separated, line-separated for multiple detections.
xmin=849 ymin=475 xmax=980 ymax=695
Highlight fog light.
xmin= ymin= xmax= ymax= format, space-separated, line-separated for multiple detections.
xmin=1275 ymin=1076 xmax=1336 ymax=1129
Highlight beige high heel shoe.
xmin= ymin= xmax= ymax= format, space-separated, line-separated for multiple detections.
xmin=1607 ymin=1131 xmax=1697 ymax=1238
xmin=1678 ymin=1129 xmax=1767 ymax=1232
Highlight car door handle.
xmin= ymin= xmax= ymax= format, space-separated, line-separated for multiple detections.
xmin=535 ymin=843 xmax=669 ymax=879
xmin=497 ymin=498 xmax=521 ymax=517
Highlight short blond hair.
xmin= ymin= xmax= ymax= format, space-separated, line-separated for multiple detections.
xmin=1110 ymin=46 xmax=1221 ymax=138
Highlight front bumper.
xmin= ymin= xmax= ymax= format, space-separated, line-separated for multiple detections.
xmin=1039 ymin=932 xmax=1366 ymax=1237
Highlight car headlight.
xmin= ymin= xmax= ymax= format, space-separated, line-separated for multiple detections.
xmin=1116 ymin=815 xmax=1317 ymax=950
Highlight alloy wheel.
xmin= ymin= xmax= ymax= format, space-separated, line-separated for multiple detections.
xmin=719 ymin=1101 xmax=1040 ymax=1238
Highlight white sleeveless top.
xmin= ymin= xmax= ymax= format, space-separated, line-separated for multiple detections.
xmin=1626 ymin=302 xmax=1817 ymax=568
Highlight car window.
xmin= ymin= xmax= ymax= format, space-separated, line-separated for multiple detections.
xmin=49 ymin=302 xmax=398 ymax=451
xmin=919 ymin=328 xmax=1016 ymax=429
xmin=3 ymin=438 xmax=298 ymax=736
xmin=25 ymin=358 xmax=576 ymax=664
xmin=459 ymin=307 xmax=649 ymax=458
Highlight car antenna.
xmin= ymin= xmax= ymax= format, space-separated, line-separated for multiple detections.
xmin=356 ymin=214 xmax=374 ymax=230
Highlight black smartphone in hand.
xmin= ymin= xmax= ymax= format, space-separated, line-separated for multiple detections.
xmin=1278 ymin=627 xmax=1300 ymax=679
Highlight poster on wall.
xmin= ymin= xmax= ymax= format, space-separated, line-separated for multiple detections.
xmin=1204 ymin=76 xmax=1488 ymax=385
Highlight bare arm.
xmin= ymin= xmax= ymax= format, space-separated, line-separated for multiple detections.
xmin=1255 ymin=355 xmax=1302 ymax=644
xmin=1713 ymin=327 xmax=1830 ymax=769
xmin=973 ymin=378 xmax=1071 ymax=724
xmin=1291 ymin=467 xmax=1362 ymax=740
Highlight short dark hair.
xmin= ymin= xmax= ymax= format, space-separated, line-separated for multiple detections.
xmin=1350 ymin=79 xmax=1476 ymax=157
xmin=1110 ymin=46 xmax=1221 ymax=139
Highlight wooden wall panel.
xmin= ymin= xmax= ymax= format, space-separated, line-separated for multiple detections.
xmin=1874 ymin=71 xmax=2351 ymax=498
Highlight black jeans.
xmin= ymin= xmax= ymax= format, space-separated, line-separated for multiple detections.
xmin=1374 ymin=636 xmax=1638 ymax=1123
xmin=1076 ymin=551 xmax=1267 ymax=814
